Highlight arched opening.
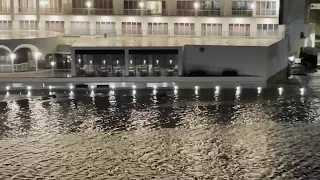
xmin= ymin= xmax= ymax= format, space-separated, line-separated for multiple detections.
xmin=0 ymin=46 xmax=12 ymax=73
xmin=14 ymin=44 xmax=41 ymax=72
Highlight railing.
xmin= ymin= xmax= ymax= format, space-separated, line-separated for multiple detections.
xmin=17 ymin=7 xmax=37 ymax=14
xmin=60 ymin=28 xmax=285 ymax=39
xmin=232 ymin=10 xmax=253 ymax=16
xmin=40 ymin=7 xmax=113 ymax=15
xmin=0 ymin=64 xmax=12 ymax=73
xmin=14 ymin=63 xmax=29 ymax=72
xmin=0 ymin=7 xmax=10 ymax=14
xmin=177 ymin=10 xmax=221 ymax=16
xmin=0 ymin=30 xmax=61 ymax=39
xmin=256 ymin=10 xmax=277 ymax=16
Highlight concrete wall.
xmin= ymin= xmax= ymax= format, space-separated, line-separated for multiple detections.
xmin=183 ymin=45 xmax=268 ymax=77
xmin=266 ymin=39 xmax=288 ymax=80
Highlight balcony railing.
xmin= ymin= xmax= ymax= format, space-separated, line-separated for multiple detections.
xmin=177 ymin=9 xmax=221 ymax=16
xmin=40 ymin=7 xmax=113 ymax=15
xmin=256 ymin=10 xmax=277 ymax=16
xmin=232 ymin=10 xmax=252 ymax=17
xmin=17 ymin=7 xmax=36 ymax=14
xmin=0 ymin=30 xmax=61 ymax=39
xmin=0 ymin=7 xmax=10 ymax=14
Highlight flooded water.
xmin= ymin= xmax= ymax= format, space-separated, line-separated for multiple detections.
xmin=1 ymin=76 xmax=320 ymax=179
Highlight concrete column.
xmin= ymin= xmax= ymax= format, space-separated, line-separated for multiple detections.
xmin=194 ymin=19 xmax=201 ymax=37
xmin=166 ymin=0 xmax=177 ymax=16
xmin=10 ymin=0 xmax=14 ymax=21
xmin=178 ymin=48 xmax=183 ymax=76
xmin=90 ymin=19 xmax=96 ymax=35
xmin=124 ymin=49 xmax=129 ymax=76
xmin=113 ymin=0 xmax=124 ymax=15
xmin=71 ymin=49 xmax=76 ymax=77
xmin=222 ymin=0 xmax=232 ymax=16
xmin=13 ymin=0 xmax=19 ymax=16
xmin=36 ymin=0 xmax=40 ymax=21
xmin=116 ymin=22 xmax=122 ymax=35
xmin=38 ymin=20 xmax=46 ymax=37
xmin=65 ymin=20 xmax=71 ymax=34
xmin=141 ymin=20 xmax=148 ymax=36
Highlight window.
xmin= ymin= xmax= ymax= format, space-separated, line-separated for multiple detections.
xmin=229 ymin=24 xmax=250 ymax=36
xmin=177 ymin=0 xmax=195 ymax=16
xmin=201 ymin=23 xmax=222 ymax=36
xmin=96 ymin=22 xmax=116 ymax=35
xmin=148 ymin=23 xmax=168 ymax=35
xmin=45 ymin=21 xmax=65 ymax=33
xmin=121 ymin=22 xmax=142 ymax=35
xmin=0 ymin=0 xmax=10 ymax=13
xmin=18 ymin=0 xmax=36 ymax=13
xmin=70 ymin=21 xmax=90 ymax=35
xmin=0 ymin=21 xmax=12 ymax=30
xmin=257 ymin=24 xmax=279 ymax=37
xmin=198 ymin=1 xmax=220 ymax=16
xmin=40 ymin=0 xmax=62 ymax=14
xmin=256 ymin=0 xmax=277 ymax=16
xmin=72 ymin=0 xmax=113 ymax=15
xmin=174 ymin=23 xmax=195 ymax=35
xmin=124 ymin=0 xmax=139 ymax=15
xmin=19 ymin=20 xmax=39 ymax=30
xmin=145 ymin=1 xmax=165 ymax=15
xmin=232 ymin=0 xmax=253 ymax=16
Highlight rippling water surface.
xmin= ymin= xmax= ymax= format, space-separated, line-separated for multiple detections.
xmin=1 ymin=77 xmax=320 ymax=179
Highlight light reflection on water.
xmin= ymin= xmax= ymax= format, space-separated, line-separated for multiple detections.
xmin=0 ymin=85 xmax=320 ymax=179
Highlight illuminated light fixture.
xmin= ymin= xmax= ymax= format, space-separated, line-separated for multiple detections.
xmin=70 ymin=85 xmax=74 ymax=90
xmin=257 ymin=87 xmax=262 ymax=94
xmin=78 ymin=59 xmax=81 ymax=63
xmin=139 ymin=1 xmax=144 ymax=8
xmin=132 ymin=84 xmax=136 ymax=89
xmin=27 ymin=86 xmax=32 ymax=90
xmin=130 ymin=60 xmax=133 ymax=65
xmin=10 ymin=54 xmax=16 ymax=60
xmin=236 ymin=86 xmax=241 ymax=91
xmin=215 ymin=86 xmax=220 ymax=90
xmin=34 ymin=52 xmax=42 ymax=59
xmin=132 ymin=89 xmax=137 ymax=96
xmin=143 ymin=60 xmax=146 ymax=65
xmin=288 ymin=56 xmax=295 ymax=61
xmin=49 ymin=85 xmax=53 ymax=90
xmin=300 ymin=88 xmax=305 ymax=95
xmin=156 ymin=60 xmax=159 ymax=64
xmin=153 ymin=85 xmax=157 ymax=90
xmin=50 ymin=61 xmax=55 ymax=67
xmin=174 ymin=85 xmax=178 ymax=90
xmin=195 ymin=90 xmax=199 ymax=96
xmin=27 ymin=91 xmax=32 ymax=97
xmin=194 ymin=2 xmax=200 ymax=9
xmin=117 ymin=60 xmax=119 ymax=65
xmin=86 ymin=1 xmax=92 ymax=8
xmin=250 ymin=3 xmax=256 ymax=9
xmin=195 ymin=86 xmax=199 ymax=90
xmin=5 ymin=86 xmax=10 ymax=91
xmin=91 ymin=85 xmax=95 ymax=89
xmin=153 ymin=90 xmax=157 ymax=95
xmin=174 ymin=89 xmax=178 ymax=96
xmin=215 ymin=86 xmax=220 ymax=95
xmin=110 ymin=85 xmax=115 ymax=89
xmin=103 ymin=60 xmax=106 ymax=65
xmin=90 ymin=60 xmax=92 ymax=64
xmin=169 ymin=60 xmax=172 ymax=64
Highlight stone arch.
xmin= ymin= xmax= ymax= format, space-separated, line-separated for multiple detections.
xmin=0 ymin=45 xmax=12 ymax=54
xmin=13 ymin=44 xmax=39 ymax=53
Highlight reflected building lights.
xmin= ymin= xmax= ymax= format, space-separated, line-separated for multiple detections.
xmin=109 ymin=90 xmax=115 ymax=96
xmin=153 ymin=89 xmax=157 ymax=95
xmin=174 ymin=89 xmax=178 ymax=96
xmin=5 ymin=92 xmax=9 ymax=98
xmin=5 ymin=86 xmax=10 ymax=91
xmin=257 ymin=87 xmax=262 ymax=94
xmin=195 ymin=86 xmax=199 ymax=90
xmin=174 ymin=85 xmax=178 ymax=90
xmin=90 ymin=90 xmax=95 ymax=97
xmin=27 ymin=86 xmax=32 ymax=90
xmin=300 ymin=88 xmax=305 ymax=96
xmin=27 ymin=91 xmax=32 ymax=97
xmin=91 ymin=85 xmax=95 ymax=90
xmin=195 ymin=89 xmax=199 ymax=96
xmin=132 ymin=84 xmax=136 ymax=89
xmin=70 ymin=85 xmax=74 ymax=90
xmin=132 ymin=89 xmax=137 ymax=96
xmin=69 ymin=91 xmax=74 ymax=98
xmin=278 ymin=87 xmax=283 ymax=96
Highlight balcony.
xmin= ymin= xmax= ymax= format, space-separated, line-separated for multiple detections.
xmin=0 ymin=7 xmax=10 ymax=14
xmin=17 ymin=7 xmax=36 ymax=14
xmin=232 ymin=10 xmax=253 ymax=17
xmin=0 ymin=30 xmax=61 ymax=39
xmin=40 ymin=8 xmax=114 ymax=15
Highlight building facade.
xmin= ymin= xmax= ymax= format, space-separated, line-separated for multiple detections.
xmin=0 ymin=0 xmax=308 ymax=83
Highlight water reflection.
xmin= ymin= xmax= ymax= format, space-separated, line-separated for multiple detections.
xmin=0 ymin=86 xmax=320 ymax=178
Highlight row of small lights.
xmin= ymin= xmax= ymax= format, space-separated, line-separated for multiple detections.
xmin=4 ymin=85 xmax=306 ymax=96
xmin=40 ymin=0 xmax=257 ymax=10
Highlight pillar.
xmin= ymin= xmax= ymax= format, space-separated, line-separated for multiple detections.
xmin=90 ymin=19 xmax=96 ymax=35
xmin=36 ymin=0 xmax=40 ymax=21
xmin=10 ymin=0 xmax=14 ymax=21
xmin=221 ymin=0 xmax=232 ymax=16
xmin=71 ymin=49 xmax=76 ymax=76
xmin=124 ymin=49 xmax=129 ymax=76
xmin=178 ymin=48 xmax=183 ymax=76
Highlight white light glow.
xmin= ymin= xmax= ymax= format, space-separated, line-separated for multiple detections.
xmin=10 ymin=54 xmax=16 ymax=61
xmin=27 ymin=86 xmax=32 ymax=90
xmin=86 ymin=1 xmax=91 ymax=8
xmin=195 ymin=90 xmax=199 ymax=96
xmin=50 ymin=61 xmax=55 ymax=67
xmin=195 ymin=86 xmax=199 ymax=90
xmin=130 ymin=60 xmax=133 ymax=65
xmin=27 ymin=91 xmax=31 ymax=97
xmin=91 ymin=85 xmax=95 ymax=89
xmin=156 ymin=60 xmax=159 ymax=64
xmin=174 ymin=86 xmax=179 ymax=90
xmin=236 ymin=86 xmax=241 ymax=91
xmin=257 ymin=87 xmax=262 ymax=94
xmin=143 ymin=60 xmax=146 ymax=65
xmin=153 ymin=90 xmax=157 ymax=95
xmin=78 ymin=59 xmax=81 ymax=63
xmin=110 ymin=85 xmax=115 ymax=89
xmin=117 ymin=60 xmax=119 ymax=65
xmin=70 ymin=85 xmax=74 ymax=90
xmin=5 ymin=86 xmax=10 ymax=91
xmin=103 ymin=60 xmax=106 ymax=65
xmin=49 ymin=85 xmax=53 ymax=90
xmin=278 ymin=87 xmax=283 ymax=95
xmin=215 ymin=86 xmax=220 ymax=90
xmin=153 ymin=86 xmax=157 ymax=90
xmin=132 ymin=84 xmax=136 ymax=89
xmin=194 ymin=2 xmax=199 ymax=9
xmin=139 ymin=1 xmax=144 ymax=8
xmin=40 ymin=0 xmax=48 ymax=6
xmin=169 ymin=60 xmax=172 ymax=64
xmin=288 ymin=56 xmax=295 ymax=61
xmin=34 ymin=52 xmax=42 ymax=59
xmin=300 ymin=88 xmax=305 ymax=95
xmin=132 ymin=90 xmax=137 ymax=96
xmin=251 ymin=3 xmax=256 ymax=9
xmin=174 ymin=89 xmax=178 ymax=96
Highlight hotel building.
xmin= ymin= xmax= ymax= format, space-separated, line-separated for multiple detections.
xmin=0 ymin=0 xmax=310 ymax=84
